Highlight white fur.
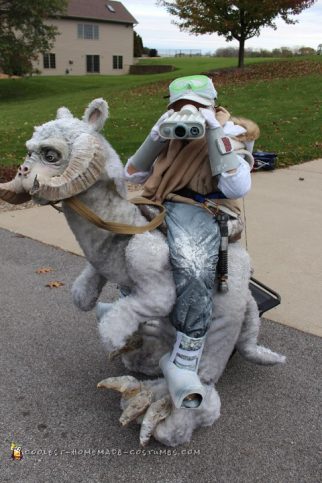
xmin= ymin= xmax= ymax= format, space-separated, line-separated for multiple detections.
xmin=82 ymin=98 xmax=109 ymax=132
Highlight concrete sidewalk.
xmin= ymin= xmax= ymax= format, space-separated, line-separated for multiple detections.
xmin=0 ymin=159 xmax=321 ymax=337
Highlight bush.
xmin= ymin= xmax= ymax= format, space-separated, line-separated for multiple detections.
xmin=148 ymin=49 xmax=159 ymax=58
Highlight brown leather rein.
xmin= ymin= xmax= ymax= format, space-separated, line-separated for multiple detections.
xmin=62 ymin=196 xmax=166 ymax=235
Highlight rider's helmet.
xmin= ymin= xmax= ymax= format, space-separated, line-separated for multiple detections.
xmin=168 ymin=75 xmax=217 ymax=108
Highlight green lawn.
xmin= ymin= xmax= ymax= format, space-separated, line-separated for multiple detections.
xmin=137 ymin=55 xmax=280 ymax=73
xmin=0 ymin=56 xmax=321 ymax=167
xmin=218 ymin=73 xmax=322 ymax=166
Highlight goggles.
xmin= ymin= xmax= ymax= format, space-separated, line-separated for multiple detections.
xmin=168 ymin=75 xmax=217 ymax=107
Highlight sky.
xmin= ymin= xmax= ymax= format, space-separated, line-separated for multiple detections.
xmin=121 ymin=0 xmax=322 ymax=54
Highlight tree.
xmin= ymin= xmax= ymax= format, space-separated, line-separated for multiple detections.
xmin=216 ymin=46 xmax=239 ymax=57
xmin=157 ymin=1 xmax=316 ymax=67
xmin=134 ymin=30 xmax=144 ymax=57
xmin=0 ymin=0 xmax=67 ymax=75
xmin=297 ymin=46 xmax=315 ymax=55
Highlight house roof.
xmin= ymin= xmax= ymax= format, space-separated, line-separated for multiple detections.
xmin=63 ymin=0 xmax=137 ymax=25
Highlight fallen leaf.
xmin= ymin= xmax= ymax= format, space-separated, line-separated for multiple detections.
xmin=46 ymin=281 xmax=64 ymax=288
xmin=36 ymin=267 xmax=54 ymax=274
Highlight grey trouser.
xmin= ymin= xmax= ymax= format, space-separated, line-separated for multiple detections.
xmin=164 ymin=201 xmax=220 ymax=338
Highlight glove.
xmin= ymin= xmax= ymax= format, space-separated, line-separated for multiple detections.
xmin=218 ymin=157 xmax=251 ymax=199
xmin=124 ymin=169 xmax=150 ymax=185
xmin=124 ymin=159 xmax=150 ymax=184
xmin=199 ymin=107 xmax=221 ymax=130
xmin=151 ymin=110 xmax=174 ymax=141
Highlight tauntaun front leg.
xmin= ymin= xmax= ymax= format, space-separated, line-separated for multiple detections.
xmin=97 ymin=233 xmax=176 ymax=352
xmin=72 ymin=262 xmax=107 ymax=311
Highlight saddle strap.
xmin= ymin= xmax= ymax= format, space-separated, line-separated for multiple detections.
xmin=65 ymin=196 xmax=166 ymax=235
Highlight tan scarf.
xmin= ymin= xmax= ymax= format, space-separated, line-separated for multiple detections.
xmin=142 ymin=107 xmax=231 ymax=202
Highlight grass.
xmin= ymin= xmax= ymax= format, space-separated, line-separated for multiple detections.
xmin=218 ymin=73 xmax=322 ymax=166
xmin=137 ymin=55 xmax=280 ymax=73
xmin=0 ymin=56 xmax=321 ymax=168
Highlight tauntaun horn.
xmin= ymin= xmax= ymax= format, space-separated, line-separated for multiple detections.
xmin=30 ymin=133 xmax=106 ymax=201
xmin=0 ymin=177 xmax=31 ymax=205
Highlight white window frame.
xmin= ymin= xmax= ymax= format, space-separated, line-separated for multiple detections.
xmin=43 ymin=53 xmax=56 ymax=69
xmin=78 ymin=23 xmax=99 ymax=40
xmin=86 ymin=55 xmax=100 ymax=73
xmin=113 ymin=55 xmax=123 ymax=70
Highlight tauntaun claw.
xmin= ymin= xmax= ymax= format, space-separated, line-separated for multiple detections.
xmin=119 ymin=389 xmax=153 ymax=427
xmin=139 ymin=395 xmax=171 ymax=447
xmin=98 ymin=375 xmax=172 ymax=445
xmin=97 ymin=375 xmax=142 ymax=399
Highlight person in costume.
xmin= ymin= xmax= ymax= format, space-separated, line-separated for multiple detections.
xmin=124 ymin=75 xmax=259 ymax=409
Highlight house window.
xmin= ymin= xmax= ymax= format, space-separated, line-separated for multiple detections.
xmin=113 ymin=55 xmax=123 ymax=69
xmin=78 ymin=23 xmax=99 ymax=40
xmin=43 ymin=53 xmax=56 ymax=69
xmin=86 ymin=55 xmax=100 ymax=73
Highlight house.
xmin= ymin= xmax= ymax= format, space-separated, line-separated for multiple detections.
xmin=33 ymin=0 xmax=137 ymax=75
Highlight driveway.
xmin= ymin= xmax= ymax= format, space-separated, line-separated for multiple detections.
xmin=0 ymin=229 xmax=320 ymax=482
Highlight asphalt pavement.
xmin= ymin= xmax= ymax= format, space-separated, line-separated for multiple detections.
xmin=0 ymin=229 xmax=321 ymax=483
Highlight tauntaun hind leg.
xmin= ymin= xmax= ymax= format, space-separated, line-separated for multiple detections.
xmin=236 ymin=290 xmax=286 ymax=365
xmin=121 ymin=318 xmax=174 ymax=376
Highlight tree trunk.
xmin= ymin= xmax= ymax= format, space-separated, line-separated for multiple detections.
xmin=238 ymin=37 xmax=245 ymax=68
xmin=238 ymin=8 xmax=246 ymax=68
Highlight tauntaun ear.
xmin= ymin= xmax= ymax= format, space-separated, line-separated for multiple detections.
xmin=56 ymin=107 xmax=73 ymax=120
xmin=83 ymin=98 xmax=109 ymax=132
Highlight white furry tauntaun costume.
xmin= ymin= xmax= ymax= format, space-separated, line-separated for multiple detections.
xmin=0 ymin=98 xmax=285 ymax=447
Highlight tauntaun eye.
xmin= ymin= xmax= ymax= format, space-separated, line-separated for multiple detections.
xmin=43 ymin=148 xmax=60 ymax=163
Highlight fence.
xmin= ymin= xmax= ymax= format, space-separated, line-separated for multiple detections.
xmin=157 ymin=49 xmax=202 ymax=57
